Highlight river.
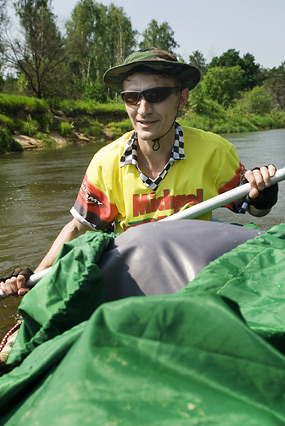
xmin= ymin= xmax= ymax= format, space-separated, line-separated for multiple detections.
xmin=0 ymin=129 xmax=284 ymax=337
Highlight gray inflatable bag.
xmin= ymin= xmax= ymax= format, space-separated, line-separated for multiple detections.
xmin=98 ymin=220 xmax=263 ymax=301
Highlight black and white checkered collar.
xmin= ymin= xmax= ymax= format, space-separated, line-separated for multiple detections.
xmin=119 ymin=123 xmax=185 ymax=191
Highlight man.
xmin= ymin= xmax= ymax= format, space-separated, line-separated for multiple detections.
xmin=0 ymin=48 xmax=278 ymax=296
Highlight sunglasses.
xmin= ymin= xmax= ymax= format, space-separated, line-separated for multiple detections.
xmin=121 ymin=87 xmax=181 ymax=105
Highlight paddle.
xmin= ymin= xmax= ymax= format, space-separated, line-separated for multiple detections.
xmin=161 ymin=166 xmax=285 ymax=222
xmin=1 ymin=166 xmax=284 ymax=300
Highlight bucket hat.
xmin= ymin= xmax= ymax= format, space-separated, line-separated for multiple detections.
xmin=103 ymin=48 xmax=201 ymax=92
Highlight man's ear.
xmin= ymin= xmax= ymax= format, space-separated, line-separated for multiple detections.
xmin=178 ymin=88 xmax=189 ymax=110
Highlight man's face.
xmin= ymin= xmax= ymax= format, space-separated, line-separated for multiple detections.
xmin=122 ymin=72 xmax=188 ymax=144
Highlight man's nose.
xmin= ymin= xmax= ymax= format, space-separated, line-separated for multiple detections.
xmin=137 ymin=96 xmax=152 ymax=114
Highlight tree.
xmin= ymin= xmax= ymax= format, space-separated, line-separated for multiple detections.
xmin=2 ymin=0 xmax=65 ymax=98
xmin=66 ymin=0 xmax=108 ymax=84
xmin=242 ymin=53 xmax=264 ymax=89
xmin=0 ymin=0 xmax=8 ymax=88
xmin=188 ymin=50 xmax=207 ymax=76
xmin=65 ymin=0 xmax=136 ymax=98
xmin=106 ymin=3 xmax=137 ymax=67
xmin=265 ymin=62 xmax=285 ymax=110
xmin=139 ymin=19 xmax=178 ymax=52
xmin=241 ymin=86 xmax=272 ymax=115
xmin=0 ymin=0 xmax=8 ymax=32
xmin=209 ymin=49 xmax=262 ymax=90
xmin=202 ymin=66 xmax=244 ymax=107
xmin=209 ymin=48 xmax=242 ymax=68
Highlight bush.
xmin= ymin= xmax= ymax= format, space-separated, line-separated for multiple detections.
xmin=0 ymin=129 xmax=23 ymax=154
xmin=0 ymin=114 xmax=14 ymax=130
xmin=202 ymin=66 xmax=244 ymax=107
xmin=82 ymin=120 xmax=104 ymax=138
xmin=58 ymin=121 xmax=74 ymax=138
xmin=269 ymin=111 xmax=285 ymax=128
xmin=241 ymin=87 xmax=273 ymax=115
xmin=83 ymin=80 xmax=108 ymax=103
xmin=105 ymin=119 xmax=132 ymax=138
xmin=21 ymin=114 xmax=39 ymax=136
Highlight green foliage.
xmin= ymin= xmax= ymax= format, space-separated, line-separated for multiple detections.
xmin=182 ymin=91 xmax=285 ymax=134
xmin=35 ymin=132 xmax=57 ymax=148
xmin=58 ymin=121 xmax=74 ymax=138
xmin=0 ymin=94 xmax=48 ymax=114
xmin=0 ymin=71 xmax=4 ymax=91
xmin=139 ymin=19 xmax=178 ymax=52
xmin=21 ymin=114 xmax=39 ymax=136
xmin=0 ymin=113 xmax=14 ymax=129
xmin=188 ymin=50 xmax=207 ymax=75
xmin=202 ymin=66 xmax=244 ymax=107
xmin=0 ymin=94 xmax=54 ymax=135
xmin=188 ymin=84 xmax=226 ymax=118
xmin=105 ymin=118 xmax=132 ymax=138
xmin=80 ymin=119 xmax=104 ymax=138
xmin=83 ymin=80 xmax=108 ymax=103
xmin=264 ymin=62 xmax=285 ymax=110
xmin=17 ymin=73 xmax=29 ymax=94
xmin=7 ymin=0 xmax=65 ymax=98
xmin=65 ymin=0 xmax=136 ymax=98
xmin=240 ymin=87 xmax=273 ymax=115
xmin=209 ymin=49 xmax=263 ymax=90
xmin=269 ymin=110 xmax=285 ymax=128
xmin=59 ymin=99 xmax=125 ymax=116
xmin=0 ymin=128 xmax=23 ymax=153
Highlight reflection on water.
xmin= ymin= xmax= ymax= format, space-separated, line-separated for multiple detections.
xmin=0 ymin=129 xmax=284 ymax=337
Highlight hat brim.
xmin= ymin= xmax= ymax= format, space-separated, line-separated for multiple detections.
xmin=103 ymin=60 xmax=201 ymax=92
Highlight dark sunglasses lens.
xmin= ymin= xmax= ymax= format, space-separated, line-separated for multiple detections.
xmin=121 ymin=92 xmax=139 ymax=104
xmin=144 ymin=87 xmax=174 ymax=103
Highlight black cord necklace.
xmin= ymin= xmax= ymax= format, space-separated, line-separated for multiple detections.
xmin=151 ymin=139 xmax=160 ymax=151
xmin=150 ymin=95 xmax=182 ymax=151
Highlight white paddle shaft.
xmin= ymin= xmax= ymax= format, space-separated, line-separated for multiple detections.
xmin=161 ymin=167 xmax=285 ymax=222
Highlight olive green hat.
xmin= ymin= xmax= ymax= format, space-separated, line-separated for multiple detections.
xmin=103 ymin=48 xmax=201 ymax=92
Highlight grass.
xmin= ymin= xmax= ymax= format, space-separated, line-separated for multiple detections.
xmin=0 ymin=129 xmax=23 ymax=154
xmin=105 ymin=118 xmax=132 ymax=138
xmin=181 ymin=107 xmax=285 ymax=133
xmin=0 ymin=94 xmax=49 ymax=114
xmin=59 ymin=99 xmax=126 ymax=116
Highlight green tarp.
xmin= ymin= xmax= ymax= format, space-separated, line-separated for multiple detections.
xmin=0 ymin=224 xmax=284 ymax=425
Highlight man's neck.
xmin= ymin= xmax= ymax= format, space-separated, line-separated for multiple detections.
xmin=136 ymin=127 xmax=175 ymax=180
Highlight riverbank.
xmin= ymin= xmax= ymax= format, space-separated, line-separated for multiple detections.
xmin=0 ymin=94 xmax=130 ymax=153
xmin=1 ymin=94 xmax=285 ymax=153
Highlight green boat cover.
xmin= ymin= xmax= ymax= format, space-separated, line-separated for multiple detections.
xmin=0 ymin=224 xmax=284 ymax=425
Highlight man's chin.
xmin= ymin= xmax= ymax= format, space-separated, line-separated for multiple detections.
xmin=136 ymin=130 xmax=159 ymax=142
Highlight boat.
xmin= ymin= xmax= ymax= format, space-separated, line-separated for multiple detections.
xmin=0 ymin=219 xmax=284 ymax=425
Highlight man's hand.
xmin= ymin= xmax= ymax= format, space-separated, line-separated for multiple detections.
xmin=245 ymin=165 xmax=276 ymax=199
xmin=244 ymin=165 xmax=278 ymax=216
xmin=0 ymin=267 xmax=33 ymax=297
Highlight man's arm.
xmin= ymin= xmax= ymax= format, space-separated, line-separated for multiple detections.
xmin=0 ymin=218 xmax=93 ymax=297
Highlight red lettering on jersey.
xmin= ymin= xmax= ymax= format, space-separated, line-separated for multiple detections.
xmin=132 ymin=189 xmax=203 ymax=217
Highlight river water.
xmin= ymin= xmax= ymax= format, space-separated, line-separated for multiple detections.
xmin=0 ymin=128 xmax=284 ymax=337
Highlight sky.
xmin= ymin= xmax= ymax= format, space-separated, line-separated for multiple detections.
xmin=8 ymin=0 xmax=285 ymax=69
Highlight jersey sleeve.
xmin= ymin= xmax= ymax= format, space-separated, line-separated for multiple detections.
xmin=71 ymin=155 xmax=119 ymax=231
